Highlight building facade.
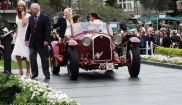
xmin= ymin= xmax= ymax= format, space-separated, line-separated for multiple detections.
xmin=117 ymin=0 xmax=144 ymax=14
xmin=177 ymin=0 xmax=182 ymax=10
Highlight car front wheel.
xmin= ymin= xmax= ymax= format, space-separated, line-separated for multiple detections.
xmin=127 ymin=44 xmax=140 ymax=77
xmin=67 ymin=47 xmax=79 ymax=80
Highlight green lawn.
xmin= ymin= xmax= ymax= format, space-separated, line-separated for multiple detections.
xmin=0 ymin=60 xmax=51 ymax=70
xmin=0 ymin=60 xmax=27 ymax=69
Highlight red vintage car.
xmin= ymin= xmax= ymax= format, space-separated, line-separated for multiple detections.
xmin=51 ymin=22 xmax=140 ymax=80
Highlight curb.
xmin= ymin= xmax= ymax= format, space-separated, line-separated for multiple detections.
xmin=141 ymin=60 xmax=182 ymax=70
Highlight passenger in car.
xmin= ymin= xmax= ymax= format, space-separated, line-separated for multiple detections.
xmin=87 ymin=13 xmax=102 ymax=23
xmin=53 ymin=7 xmax=73 ymax=38
xmin=73 ymin=14 xmax=82 ymax=23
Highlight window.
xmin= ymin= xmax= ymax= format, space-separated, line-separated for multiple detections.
xmin=129 ymin=3 xmax=131 ymax=10
xmin=119 ymin=4 xmax=122 ymax=9
xmin=124 ymin=3 xmax=126 ymax=9
xmin=127 ymin=3 xmax=129 ymax=9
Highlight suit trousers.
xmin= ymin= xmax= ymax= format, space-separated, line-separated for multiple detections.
xmin=29 ymin=47 xmax=50 ymax=77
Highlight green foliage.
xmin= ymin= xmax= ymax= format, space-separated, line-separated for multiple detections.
xmin=37 ymin=0 xmax=56 ymax=18
xmin=105 ymin=0 xmax=117 ymax=7
xmin=40 ymin=4 xmax=56 ymax=18
xmin=0 ymin=72 xmax=78 ymax=105
xmin=79 ymin=0 xmax=125 ymax=22
xmin=0 ymin=72 xmax=21 ymax=104
xmin=38 ymin=0 xmax=49 ymax=4
xmin=13 ymin=88 xmax=48 ymax=104
xmin=155 ymin=47 xmax=182 ymax=56
xmin=54 ymin=100 xmax=78 ymax=105
xmin=13 ymin=89 xmax=31 ymax=104
xmin=157 ymin=0 xmax=171 ymax=12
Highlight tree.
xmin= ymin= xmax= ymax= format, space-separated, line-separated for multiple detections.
xmin=105 ymin=0 xmax=117 ymax=7
xmin=140 ymin=0 xmax=154 ymax=9
xmin=172 ymin=0 xmax=178 ymax=16
xmin=140 ymin=0 xmax=178 ymax=15
xmin=38 ymin=0 xmax=56 ymax=17
xmin=157 ymin=0 xmax=171 ymax=12
xmin=79 ymin=0 xmax=126 ymax=22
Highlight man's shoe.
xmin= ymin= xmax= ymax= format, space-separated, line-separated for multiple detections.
xmin=45 ymin=76 xmax=50 ymax=79
xmin=30 ymin=75 xmax=38 ymax=79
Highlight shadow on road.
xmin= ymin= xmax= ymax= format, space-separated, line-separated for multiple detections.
xmin=128 ymin=77 xmax=140 ymax=81
xmin=77 ymin=70 xmax=116 ymax=81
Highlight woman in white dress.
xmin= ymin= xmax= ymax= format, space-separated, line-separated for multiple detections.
xmin=11 ymin=0 xmax=31 ymax=77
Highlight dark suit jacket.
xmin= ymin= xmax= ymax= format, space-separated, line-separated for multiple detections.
xmin=50 ymin=35 xmax=59 ymax=42
xmin=25 ymin=13 xmax=51 ymax=48
xmin=156 ymin=37 xmax=163 ymax=46
xmin=163 ymin=36 xmax=171 ymax=48
xmin=53 ymin=18 xmax=67 ymax=38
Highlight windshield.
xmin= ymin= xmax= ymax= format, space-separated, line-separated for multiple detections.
xmin=70 ymin=22 xmax=113 ymax=37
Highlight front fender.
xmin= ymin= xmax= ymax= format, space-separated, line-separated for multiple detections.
xmin=129 ymin=37 xmax=140 ymax=43
xmin=51 ymin=41 xmax=60 ymax=57
xmin=67 ymin=39 xmax=78 ymax=46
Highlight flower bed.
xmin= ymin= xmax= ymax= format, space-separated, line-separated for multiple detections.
xmin=141 ymin=54 xmax=182 ymax=65
xmin=0 ymin=72 xmax=79 ymax=105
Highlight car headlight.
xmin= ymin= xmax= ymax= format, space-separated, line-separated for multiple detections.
xmin=82 ymin=37 xmax=91 ymax=47
xmin=113 ymin=35 xmax=122 ymax=45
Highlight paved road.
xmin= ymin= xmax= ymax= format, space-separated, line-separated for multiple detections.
xmin=13 ymin=64 xmax=182 ymax=105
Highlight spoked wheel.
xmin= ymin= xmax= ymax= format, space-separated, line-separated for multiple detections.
xmin=127 ymin=44 xmax=140 ymax=77
xmin=67 ymin=47 xmax=79 ymax=80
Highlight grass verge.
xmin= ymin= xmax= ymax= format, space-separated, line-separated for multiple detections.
xmin=0 ymin=60 xmax=27 ymax=69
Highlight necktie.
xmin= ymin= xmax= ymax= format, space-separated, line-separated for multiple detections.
xmin=34 ymin=16 xmax=38 ymax=29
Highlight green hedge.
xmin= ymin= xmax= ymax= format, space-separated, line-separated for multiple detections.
xmin=155 ymin=47 xmax=182 ymax=56
xmin=0 ymin=72 xmax=21 ymax=104
xmin=0 ymin=72 xmax=78 ymax=105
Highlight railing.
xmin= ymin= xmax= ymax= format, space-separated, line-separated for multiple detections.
xmin=140 ymin=41 xmax=154 ymax=55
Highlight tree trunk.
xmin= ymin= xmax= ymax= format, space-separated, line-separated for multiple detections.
xmin=68 ymin=0 xmax=71 ymax=7
xmin=173 ymin=0 xmax=178 ymax=16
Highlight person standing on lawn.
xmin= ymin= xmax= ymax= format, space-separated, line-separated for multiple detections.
xmin=11 ymin=0 xmax=31 ymax=77
xmin=25 ymin=3 xmax=51 ymax=79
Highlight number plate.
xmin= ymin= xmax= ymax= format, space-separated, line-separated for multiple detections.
xmin=100 ymin=63 xmax=114 ymax=70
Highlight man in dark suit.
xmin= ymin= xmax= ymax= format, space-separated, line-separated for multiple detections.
xmin=25 ymin=3 xmax=51 ymax=79
xmin=50 ymin=29 xmax=59 ymax=42
xmin=53 ymin=16 xmax=67 ymax=38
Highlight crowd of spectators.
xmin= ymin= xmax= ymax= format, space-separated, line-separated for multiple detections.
xmin=138 ymin=21 xmax=182 ymax=54
xmin=116 ymin=20 xmax=182 ymax=55
xmin=0 ymin=0 xmax=31 ymax=10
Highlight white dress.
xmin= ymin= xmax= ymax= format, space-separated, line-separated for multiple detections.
xmin=11 ymin=13 xmax=31 ymax=61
